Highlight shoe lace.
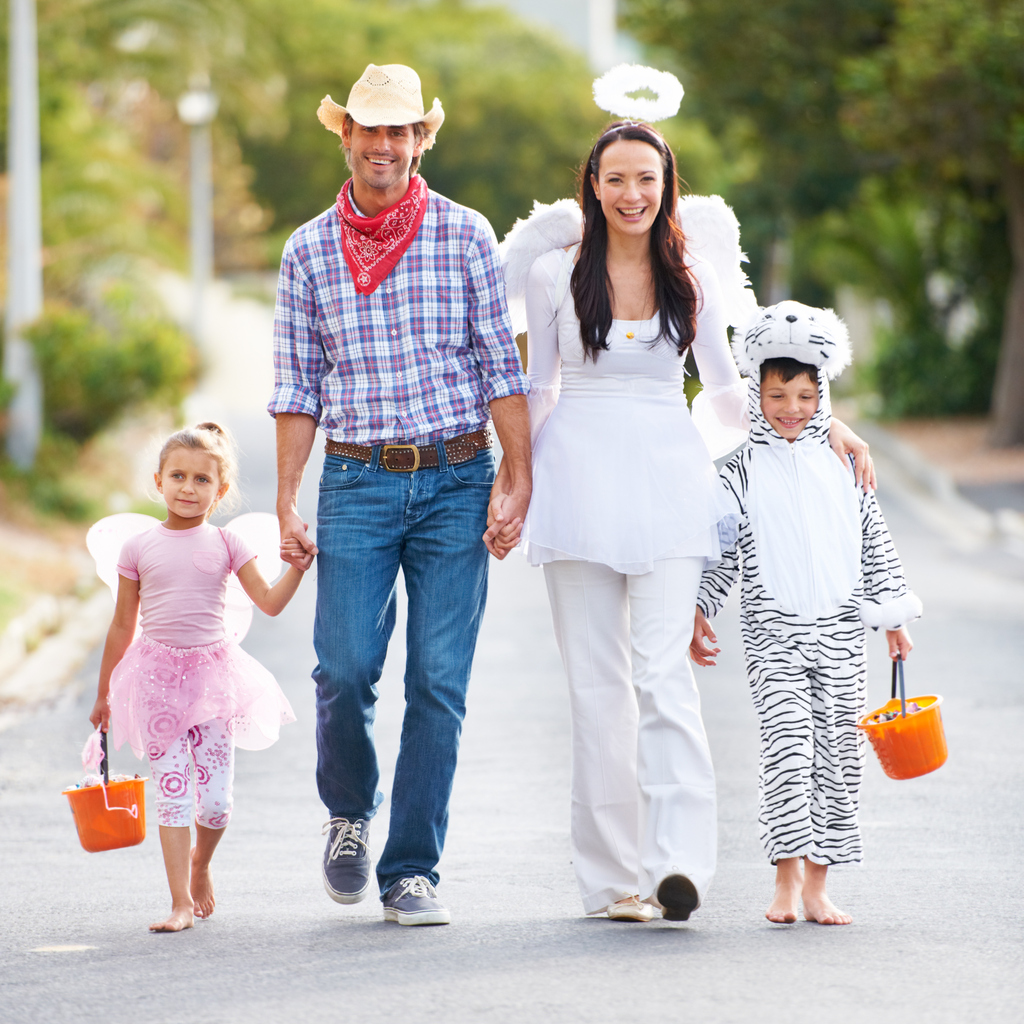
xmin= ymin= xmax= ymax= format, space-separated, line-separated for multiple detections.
xmin=395 ymin=875 xmax=436 ymax=900
xmin=322 ymin=817 xmax=368 ymax=861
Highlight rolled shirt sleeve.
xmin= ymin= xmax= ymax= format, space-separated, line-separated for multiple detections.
xmin=268 ymin=239 xmax=325 ymax=422
xmin=464 ymin=219 xmax=530 ymax=403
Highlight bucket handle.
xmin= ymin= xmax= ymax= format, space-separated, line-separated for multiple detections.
xmin=98 ymin=730 xmax=139 ymax=819
xmin=890 ymin=655 xmax=907 ymax=718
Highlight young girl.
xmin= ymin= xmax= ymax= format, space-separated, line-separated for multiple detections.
xmin=89 ymin=422 xmax=304 ymax=933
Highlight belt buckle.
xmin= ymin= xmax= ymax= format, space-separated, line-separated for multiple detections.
xmin=381 ymin=444 xmax=420 ymax=472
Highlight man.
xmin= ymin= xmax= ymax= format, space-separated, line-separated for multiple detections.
xmin=270 ymin=63 xmax=531 ymax=926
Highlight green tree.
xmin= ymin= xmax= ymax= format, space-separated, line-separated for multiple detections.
xmin=234 ymin=0 xmax=606 ymax=242
xmin=841 ymin=0 xmax=1024 ymax=443
xmin=625 ymin=0 xmax=894 ymax=296
xmin=809 ymin=179 xmax=1006 ymax=416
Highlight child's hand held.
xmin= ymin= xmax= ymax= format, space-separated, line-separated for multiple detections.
xmin=886 ymin=627 xmax=913 ymax=661
xmin=690 ymin=608 xmax=720 ymax=667
xmin=89 ymin=694 xmax=110 ymax=732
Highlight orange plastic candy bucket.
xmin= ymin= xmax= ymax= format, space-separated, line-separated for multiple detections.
xmin=63 ymin=731 xmax=147 ymax=852
xmin=858 ymin=658 xmax=947 ymax=780
xmin=63 ymin=777 xmax=147 ymax=852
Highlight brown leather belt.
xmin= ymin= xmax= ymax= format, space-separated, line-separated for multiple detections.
xmin=324 ymin=429 xmax=492 ymax=472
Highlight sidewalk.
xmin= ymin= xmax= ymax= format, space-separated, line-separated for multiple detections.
xmin=0 ymin=273 xmax=279 ymax=722
xmin=852 ymin=417 xmax=1024 ymax=569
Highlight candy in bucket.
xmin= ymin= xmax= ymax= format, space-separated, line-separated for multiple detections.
xmin=857 ymin=656 xmax=947 ymax=781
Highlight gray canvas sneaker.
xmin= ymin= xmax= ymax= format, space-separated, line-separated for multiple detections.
xmin=382 ymin=876 xmax=451 ymax=926
xmin=321 ymin=817 xmax=371 ymax=904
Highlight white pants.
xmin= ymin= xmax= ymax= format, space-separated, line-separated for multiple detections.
xmin=544 ymin=557 xmax=717 ymax=914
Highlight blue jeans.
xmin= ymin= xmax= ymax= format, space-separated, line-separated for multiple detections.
xmin=312 ymin=446 xmax=494 ymax=895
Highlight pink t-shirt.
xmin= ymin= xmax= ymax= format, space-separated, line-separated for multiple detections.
xmin=117 ymin=523 xmax=256 ymax=648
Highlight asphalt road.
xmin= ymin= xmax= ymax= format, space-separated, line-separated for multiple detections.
xmin=1 ymin=410 xmax=1022 ymax=1024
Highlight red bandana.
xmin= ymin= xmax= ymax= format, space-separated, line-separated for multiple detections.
xmin=335 ymin=175 xmax=429 ymax=295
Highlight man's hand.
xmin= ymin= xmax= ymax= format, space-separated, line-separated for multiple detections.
xmin=276 ymin=413 xmax=318 ymax=570
xmin=485 ymin=394 xmax=532 ymax=560
xmin=279 ymin=510 xmax=317 ymax=571
xmin=829 ymin=418 xmax=876 ymax=492
xmin=484 ymin=477 xmax=528 ymax=559
xmin=690 ymin=607 xmax=720 ymax=667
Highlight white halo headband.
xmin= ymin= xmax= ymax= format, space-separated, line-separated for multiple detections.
xmin=592 ymin=64 xmax=684 ymax=123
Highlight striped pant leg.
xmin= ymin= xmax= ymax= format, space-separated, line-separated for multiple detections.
xmin=742 ymin=623 xmax=817 ymax=863
xmin=806 ymin=621 xmax=867 ymax=865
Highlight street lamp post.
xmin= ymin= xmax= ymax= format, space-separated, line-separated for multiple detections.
xmin=4 ymin=0 xmax=44 ymax=469
xmin=177 ymin=84 xmax=219 ymax=344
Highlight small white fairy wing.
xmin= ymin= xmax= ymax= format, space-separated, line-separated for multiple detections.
xmin=220 ymin=512 xmax=283 ymax=644
xmin=499 ymin=198 xmax=583 ymax=336
xmin=677 ymin=195 xmax=759 ymax=334
xmin=86 ymin=513 xmax=162 ymax=601
xmin=223 ymin=512 xmax=283 ymax=583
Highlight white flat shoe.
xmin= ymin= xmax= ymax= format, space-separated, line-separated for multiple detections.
xmin=607 ymin=896 xmax=657 ymax=922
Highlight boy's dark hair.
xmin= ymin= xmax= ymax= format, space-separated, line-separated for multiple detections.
xmin=759 ymin=357 xmax=819 ymax=384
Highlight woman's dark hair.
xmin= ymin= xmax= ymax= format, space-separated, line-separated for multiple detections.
xmin=572 ymin=120 xmax=699 ymax=360
xmin=759 ymin=357 xmax=819 ymax=384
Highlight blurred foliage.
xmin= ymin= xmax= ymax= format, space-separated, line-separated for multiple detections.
xmin=24 ymin=290 xmax=198 ymax=443
xmin=0 ymin=0 xmax=279 ymax=300
xmin=231 ymin=0 xmax=606 ymax=240
xmin=808 ymin=180 xmax=1007 ymax=416
xmin=626 ymin=0 xmax=894 ymax=295
xmin=839 ymin=0 xmax=1024 ymax=438
xmin=626 ymin=0 xmax=1024 ymax=426
xmin=842 ymin=0 xmax=1024 ymax=175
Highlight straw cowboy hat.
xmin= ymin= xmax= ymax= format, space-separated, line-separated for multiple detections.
xmin=317 ymin=63 xmax=444 ymax=150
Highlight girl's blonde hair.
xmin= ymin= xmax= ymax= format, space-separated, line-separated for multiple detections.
xmin=157 ymin=422 xmax=239 ymax=517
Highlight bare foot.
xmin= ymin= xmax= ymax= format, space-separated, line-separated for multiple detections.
xmin=766 ymin=857 xmax=802 ymax=924
xmin=766 ymin=878 xmax=800 ymax=923
xmin=802 ymin=892 xmax=852 ymax=925
xmin=149 ymin=905 xmax=194 ymax=932
xmin=190 ymin=847 xmax=216 ymax=919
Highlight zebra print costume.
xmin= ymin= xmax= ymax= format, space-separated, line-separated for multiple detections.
xmin=698 ymin=301 xmax=920 ymax=866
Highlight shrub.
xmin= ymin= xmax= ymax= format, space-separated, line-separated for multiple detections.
xmin=25 ymin=306 xmax=198 ymax=442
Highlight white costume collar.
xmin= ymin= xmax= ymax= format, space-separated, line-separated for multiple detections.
xmin=746 ymin=371 xmax=862 ymax=619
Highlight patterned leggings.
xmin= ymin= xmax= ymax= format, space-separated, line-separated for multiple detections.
xmin=148 ymin=719 xmax=235 ymax=829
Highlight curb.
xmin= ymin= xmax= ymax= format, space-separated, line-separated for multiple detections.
xmin=0 ymin=589 xmax=112 ymax=721
xmin=854 ymin=420 xmax=1024 ymax=560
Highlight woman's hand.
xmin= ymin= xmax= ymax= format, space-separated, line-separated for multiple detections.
xmin=829 ymin=418 xmax=876 ymax=492
xmin=690 ymin=608 xmax=720 ymax=667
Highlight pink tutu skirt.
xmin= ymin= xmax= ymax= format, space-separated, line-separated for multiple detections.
xmin=109 ymin=633 xmax=296 ymax=759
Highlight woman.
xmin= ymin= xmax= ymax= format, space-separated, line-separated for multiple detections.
xmin=490 ymin=121 xmax=871 ymax=923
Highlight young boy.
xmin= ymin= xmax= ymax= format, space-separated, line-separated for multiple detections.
xmin=691 ymin=300 xmax=921 ymax=926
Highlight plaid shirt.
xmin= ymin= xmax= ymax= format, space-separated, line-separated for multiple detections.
xmin=268 ymin=189 xmax=528 ymax=445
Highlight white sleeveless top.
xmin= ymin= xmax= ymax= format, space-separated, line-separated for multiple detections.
xmin=521 ymin=247 xmax=749 ymax=574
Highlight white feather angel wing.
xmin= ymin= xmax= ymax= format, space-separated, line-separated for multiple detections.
xmin=499 ymin=198 xmax=582 ymax=336
xmin=499 ymin=194 xmax=759 ymax=340
xmin=677 ymin=195 xmax=759 ymax=334
xmin=85 ymin=511 xmax=284 ymax=644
